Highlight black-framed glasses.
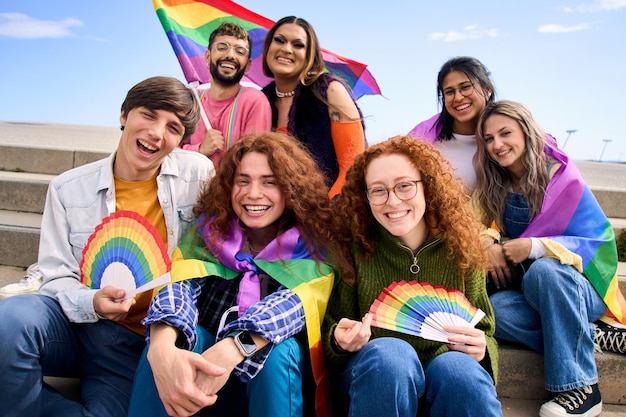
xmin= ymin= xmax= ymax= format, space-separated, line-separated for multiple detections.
xmin=213 ymin=41 xmax=249 ymax=57
xmin=365 ymin=180 xmax=423 ymax=206
xmin=443 ymin=82 xmax=476 ymax=102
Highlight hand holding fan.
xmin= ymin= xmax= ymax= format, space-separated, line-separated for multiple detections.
xmin=80 ymin=210 xmax=171 ymax=300
xmin=368 ymin=280 xmax=485 ymax=343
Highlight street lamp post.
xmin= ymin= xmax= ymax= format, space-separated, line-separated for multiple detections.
xmin=562 ymin=129 xmax=577 ymax=149
xmin=599 ymin=139 xmax=612 ymax=162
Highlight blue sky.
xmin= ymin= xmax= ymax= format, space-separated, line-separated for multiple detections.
xmin=1 ymin=0 xmax=625 ymax=162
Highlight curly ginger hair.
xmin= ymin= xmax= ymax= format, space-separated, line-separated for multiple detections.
xmin=193 ymin=131 xmax=335 ymax=262
xmin=333 ymin=135 xmax=487 ymax=283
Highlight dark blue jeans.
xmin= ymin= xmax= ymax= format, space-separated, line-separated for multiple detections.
xmin=0 ymin=294 xmax=144 ymax=417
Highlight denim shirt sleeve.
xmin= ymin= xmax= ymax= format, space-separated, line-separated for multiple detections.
xmin=38 ymin=167 xmax=111 ymax=322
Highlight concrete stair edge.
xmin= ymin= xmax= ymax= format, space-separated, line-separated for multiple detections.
xmin=497 ymin=344 xmax=626 ymax=405
xmin=0 ymin=144 xmax=109 ymax=175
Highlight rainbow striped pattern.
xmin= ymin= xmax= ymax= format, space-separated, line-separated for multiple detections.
xmin=369 ymin=280 xmax=485 ymax=343
xmin=522 ymin=144 xmax=626 ymax=323
xmin=152 ymin=0 xmax=382 ymax=99
xmin=169 ymin=220 xmax=334 ymax=417
xmin=80 ymin=210 xmax=171 ymax=299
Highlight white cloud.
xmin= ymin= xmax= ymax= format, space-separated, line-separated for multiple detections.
xmin=563 ymin=0 xmax=626 ymax=12
xmin=427 ymin=25 xmax=501 ymax=42
xmin=537 ymin=23 xmax=590 ymax=33
xmin=0 ymin=12 xmax=83 ymax=39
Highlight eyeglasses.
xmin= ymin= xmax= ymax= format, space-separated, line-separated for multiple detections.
xmin=213 ymin=41 xmax=249 ymax=57
xmin=365 ymin=180 xmax=423 ymax=206
xmin=443 ymin=82 xmax=476 ymax=102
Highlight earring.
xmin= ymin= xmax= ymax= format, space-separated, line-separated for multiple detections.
xmin=120 ymin=125 xmax=125 ymax=131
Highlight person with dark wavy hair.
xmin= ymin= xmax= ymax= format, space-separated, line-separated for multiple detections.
xmin=128 ymin=131 xmax=337 ymax=417
xmin=408 ymin=56 xmax=496 ymax=192
xmin=323 ymin=136 xmax=501 ymax=417
xmin=261 ymin=16 xmax=365 ymax=198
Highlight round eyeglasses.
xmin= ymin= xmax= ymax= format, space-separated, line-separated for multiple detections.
xmin=213 ymin=41 xmax=249 ymax=57
xmin=365 ymin=180 xmax=423 ymax=206
xmin=443 ymin=82 xmax=476 ymax=102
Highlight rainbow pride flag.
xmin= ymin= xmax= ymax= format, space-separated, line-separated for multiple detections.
xmin=152 ymin=0 xmax=382 ymax=99
xmin=521 ymin=144 xmax=626 ymax=324
xmin=168 ymin=221 xmax=335 ymax=416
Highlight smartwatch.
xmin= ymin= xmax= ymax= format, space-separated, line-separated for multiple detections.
xmin=230 ymin=331 xmax=258 ymax=357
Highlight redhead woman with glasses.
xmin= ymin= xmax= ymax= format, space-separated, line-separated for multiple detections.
xmin=323 ymin=136 xmax=501 ymax=417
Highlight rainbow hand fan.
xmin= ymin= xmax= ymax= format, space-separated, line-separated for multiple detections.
xmin=80 ymin=210 xmax=171 ymax=300
xmin=369 ymin=280 xmax=485 ymax=343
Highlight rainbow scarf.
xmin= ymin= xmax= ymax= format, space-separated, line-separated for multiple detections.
xmin=169 ymin=219 xmax=334 ymax=417
xmin=152 ymin=0 xmax=381 ymax=99
xmin=411 ymin=116 xmax=626 ymax=322
xmin=521 ymin=144 xmax=626 ymax=323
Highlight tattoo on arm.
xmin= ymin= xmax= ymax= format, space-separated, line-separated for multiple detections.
xmin=330 ymin=111 xmax=343 ymax=122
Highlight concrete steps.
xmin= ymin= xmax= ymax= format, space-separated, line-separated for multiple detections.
xmin=498 ymin=344 xmax=626 ymax=404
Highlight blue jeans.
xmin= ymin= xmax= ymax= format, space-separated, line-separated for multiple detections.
xmin=0 ymin=294 xmax=145 ymax=417
xmin=489 ymin=258 xmax=607 ymax=392
xmin=128 ymin=326 xmax=308 ymax=417
xmin=336 ymin=338 xmax=501 ymax=417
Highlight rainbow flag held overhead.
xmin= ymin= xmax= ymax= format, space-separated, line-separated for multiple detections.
xmin=152 ymin=0 xmax=382 ymax=99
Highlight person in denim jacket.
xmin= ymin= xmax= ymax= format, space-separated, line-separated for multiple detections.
xmin=0 ymin=76 xmax=214 ymax=417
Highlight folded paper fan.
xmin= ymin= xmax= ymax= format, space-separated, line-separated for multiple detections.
xmin=368 ymin=280 xmax=485 ymax=343
xmin=80 ymin=210 xmax=171 ymax=300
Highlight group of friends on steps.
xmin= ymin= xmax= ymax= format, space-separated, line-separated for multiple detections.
xmin=0 ymin=16 xmax=625 ymax=417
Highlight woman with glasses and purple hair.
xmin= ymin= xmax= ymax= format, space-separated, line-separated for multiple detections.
xmin=408 ymin=56 xmax=496 ymax=192
xmin=322 ymin=136 xmax=501 ymax=417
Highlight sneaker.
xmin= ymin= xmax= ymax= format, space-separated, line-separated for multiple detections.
xmin=594 ymin=316 xmax=626 ymax=354
xmin=539 ymin=384 xmax=602 ymax=417
xmin=0 ymin=263 xmax=43 ymax=300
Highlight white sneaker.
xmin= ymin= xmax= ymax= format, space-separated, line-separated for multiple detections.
xmin=0 ymin=264 xmax=43 ymax=299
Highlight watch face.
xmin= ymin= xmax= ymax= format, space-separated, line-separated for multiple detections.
xmin=236 ymin=331 xmax=257 ymax=356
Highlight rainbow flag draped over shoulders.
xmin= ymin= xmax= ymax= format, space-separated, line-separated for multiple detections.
xmin=152 ymin=0 xmax=382 ymax=99
xmin=521 ymin=145 xmax=626 ymax=324
xmin=168 ymin=221 xmax=335 ymax=417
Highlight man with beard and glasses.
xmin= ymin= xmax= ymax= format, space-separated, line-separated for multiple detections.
xmin=180 ymin=22 xmax=272 ymax=168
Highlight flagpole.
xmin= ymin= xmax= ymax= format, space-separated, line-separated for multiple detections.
xmin=188 ymin=81 xmax=211 ymax=129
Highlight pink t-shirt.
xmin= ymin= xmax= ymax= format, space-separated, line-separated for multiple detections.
xmin=181 ymin=86 xmax=271 ymax=166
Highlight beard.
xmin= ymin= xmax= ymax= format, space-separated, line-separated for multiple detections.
xmin=209 ymin=59 xmax=246 ymax=85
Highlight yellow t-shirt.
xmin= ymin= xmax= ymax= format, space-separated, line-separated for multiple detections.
xmin=114 ymin=173 xmax=167 ymax=335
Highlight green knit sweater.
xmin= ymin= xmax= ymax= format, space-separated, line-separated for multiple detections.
xmin=323 ymin=226 xmax=499 ymax=383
